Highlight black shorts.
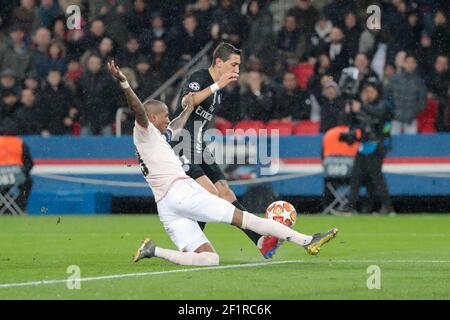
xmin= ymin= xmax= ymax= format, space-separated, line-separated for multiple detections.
xmin=180 ymin=160 xmax=226 ymax=184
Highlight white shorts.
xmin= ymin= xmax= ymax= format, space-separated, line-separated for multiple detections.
xmin=157 ymin=178 xmax=235 ymax=252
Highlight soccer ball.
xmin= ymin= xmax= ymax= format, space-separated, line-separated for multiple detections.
xmin=265 ymin=201 xmax=297 ymax=228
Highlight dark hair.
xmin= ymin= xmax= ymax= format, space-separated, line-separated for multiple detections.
xmin=405 ymin=53 xmax=417 ymax=61
xmin=212 ymin=42 xmax=241 ymax=66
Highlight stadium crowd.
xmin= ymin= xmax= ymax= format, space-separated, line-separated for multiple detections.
xmin=0 ymin=0 xmax=449 ymax=136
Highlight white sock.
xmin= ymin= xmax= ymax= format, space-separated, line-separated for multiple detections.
xmin=242 ymin=212 xmax=313 ymax=246
xmin=154 ymin=247 xmax=219 ymax=266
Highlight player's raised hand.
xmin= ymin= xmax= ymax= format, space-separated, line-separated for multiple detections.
xmin=217 ymin=72 xmax=239 ymax=89
xmin=107 ymin=60 xmax=127 ymax=82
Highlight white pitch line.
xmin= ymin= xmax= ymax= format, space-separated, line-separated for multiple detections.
xmin=1 ymin=259 xmax=450 ymax=289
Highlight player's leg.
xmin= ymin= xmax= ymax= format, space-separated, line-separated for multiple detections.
xmin=203 ymin=163 xmax=279 ymax=258
xmin=168 ymin=179 xmax=337 ymax=255
xmin=213 ymin=178 xmax=280 ymax=258
xmin=230 ymin=208 xmax=338 ymax=255
xmin=134 ymin=195 xmax=220 ymax=266
xmin=194 ymin=175 xmax=219 ymax=230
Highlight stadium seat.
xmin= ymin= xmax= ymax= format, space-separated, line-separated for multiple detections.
xmin=266 ymin=120 xmax=294 ymax=136
xmin=293 ymin=120 xmax=320 ymax=135
xmin=417 ymin=99 xmax=439 ymax=134
xmin=233 ymin=120 xmax=266 ymax=135
xmin=290 ymin=63 xmax=314 ymax=90
xmin=215 ymin=118 xmax=233 ymax=135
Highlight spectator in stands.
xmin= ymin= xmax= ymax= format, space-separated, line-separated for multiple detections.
xmin=436 ymin=83 xmax=450 ymax=132
xmin=212 ymin=0 xmax=244 ymax=46
xmin=307 ymin=53 xmax=332 ymax=99
xmin=273 ymin=71 xmax=311 ymax=121
xmin=134 ymin=57 xmax=161 ymax=101
xmin=286 ymin=0 xmax=319 ymax=38
xmin=415 ymin=32 xmax=436 ymax=77
xmin=81 ymin=36 xmax=116 ymax=66
xmin=63 ymin=60 xmax=83 ymax=91
xmin=37 ymin=0 xmax=61 ymax=29
xmin=76 ymin=55 xmax=118 ymax=135
xmin=242 ymin=0 xmax=274 ymax=73
xmin=403 ymin=8 xmax=424 ymax=52
xmin=0 ymin=25 xmax=36 ymax=81
xmin=40 ymin=69 xmax=76 ymax=135
xmin=36 ymin=40 xmax=67 ymax=79
xmin=0 ymin=89 xmax=21 ymax=135
xmin=174 ymin=14 xmax=209 ymax=66
xmin=150 ymin=39 xmax=174 ymax=83
xmin=425 ymin=55 xmax=450 ymax=101
xmin=127 ymin=0 xmax=150 ymax=36
xmin=116 ymin=35 xmax=142 ymax=69
xmin=15 ymin=88 xmax=43 ymax=135
xmin=90 ymin=0 xmax=128 ymax=44
xmin=341 ymin=11 xmax=361 ymax=59
xmin=0 ymin=69 xmax=21 ymax=98
xmin=277 ymin=15 xmax=307 ymax=65
xmin=83 ymin=19 xmax=107 ymax=51
xmin=430 ymin=9 xmax=450 ymax=55
xmin=23 ymin=71 xmax=41 ymax=94
xmin=385 ymin=54 xmax=427 ymax=135
xmin=139 ymin=13 xmax=169 ymax=54
xmin=353 ymin=52 xmax=379 ymax=89
xmin=51 ymin=17 xmax=66 ymax=41
xmin=326 ymin=26 xmax=351 ymax=79
xmin=31 ymin=27 xmax=52 ymax=73
xmin=239 ymin=71 xmax=273 ymax=121
xmin=66 ymin=28 xmax=87 ymax=61
xmin=11 ymin=0 xmax=42 ymax=35
xmin=192 ymin=0 xmax=215 ymax=34
xmin=322 ymin=0 xmax=356 ymax=26
xmin=308 ymin=15 xmax=332 ymax=60
xmin=318 ymin=80 xmax=345 ymax=133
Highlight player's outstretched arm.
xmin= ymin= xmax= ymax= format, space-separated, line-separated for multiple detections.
xmin=107 ymin=60 xmax=149 ymax=128
xmin=181 ymin=71 xmax=239 ymax=108
xmin=168 ymin=92 xmax=196 ymax=137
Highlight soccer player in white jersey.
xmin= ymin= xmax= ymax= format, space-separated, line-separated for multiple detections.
xmin=108 ymin=60 xmax=338 ymax=266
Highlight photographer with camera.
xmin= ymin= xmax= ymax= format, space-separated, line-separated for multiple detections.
xmin=336 ymin=80 xmax=395 ymax=215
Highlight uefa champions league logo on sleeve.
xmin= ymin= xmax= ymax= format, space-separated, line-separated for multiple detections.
xmin=189 ymin=82 xmax=201 ymax=91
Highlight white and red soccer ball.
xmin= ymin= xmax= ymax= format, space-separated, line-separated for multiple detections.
xmin=265 ymin=200 xmax=297 ymax=228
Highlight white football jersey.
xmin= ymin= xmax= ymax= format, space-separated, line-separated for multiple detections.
xmin=133 ymin=122 xmax=188 ymax=202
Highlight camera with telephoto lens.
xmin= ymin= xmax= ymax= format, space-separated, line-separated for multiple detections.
xmin=338 ymin=67 xmax=360 ymax=98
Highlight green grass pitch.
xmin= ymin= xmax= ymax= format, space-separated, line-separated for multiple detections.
xmin=0 ymin=214 xmax=449 ymax=299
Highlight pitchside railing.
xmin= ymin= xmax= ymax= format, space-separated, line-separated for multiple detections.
xmin=115 ymin=40 xmax=214 ymax=137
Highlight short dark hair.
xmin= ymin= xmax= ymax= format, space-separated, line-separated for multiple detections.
xmin=212 ymin=42 xmax=241 ymax=66
xmin=405 ymin=53 xmax=417 ymax=61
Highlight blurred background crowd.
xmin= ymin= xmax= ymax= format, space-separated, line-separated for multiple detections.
xmin=0 ymin=0 xmax=449 ymax=136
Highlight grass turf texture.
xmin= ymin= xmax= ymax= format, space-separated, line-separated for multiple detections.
xmin=0 ymin=214 xmax=449 ymax=299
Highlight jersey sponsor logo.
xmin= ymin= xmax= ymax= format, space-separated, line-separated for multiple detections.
xmin=188 ymin=82 xmax=201 ymax=91
xmin=195 ymin=106 xmax=213 ymax=121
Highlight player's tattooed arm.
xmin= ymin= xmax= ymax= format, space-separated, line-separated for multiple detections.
xmin=168 ymin=92 xmax=196 ymax=138
xmin=181 ymin=72 xmax=239 ymax=108
xmin=107 ymin=60 xmax=149 ymax=128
